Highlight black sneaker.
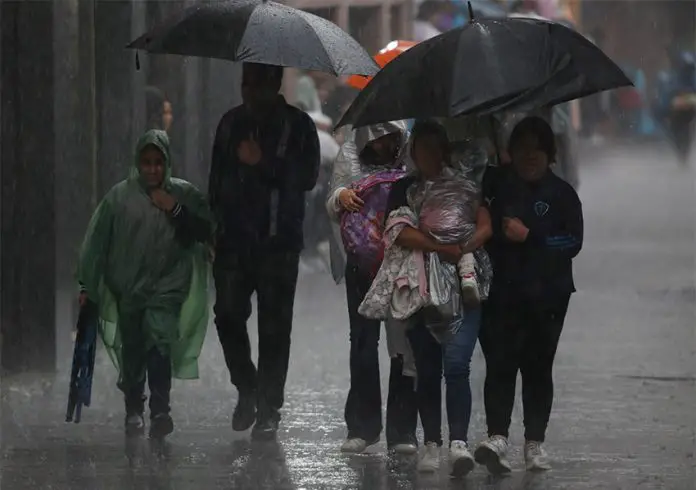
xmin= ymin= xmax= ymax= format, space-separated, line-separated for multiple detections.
xmin=232 ymin=393 xmax=257 ymax=432
xmin=149 ymin=413 xmax=174 ymax=439
xmin=251 ymin=418 xmax=279 ymax=441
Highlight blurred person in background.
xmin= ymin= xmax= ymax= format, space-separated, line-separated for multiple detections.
xmin=295 ymin=71 xmax=323 ymax=114
xmin=413 ymin=1 xmax=453 ymax=42
xmin=326 ymin=121 xmax=419 ymax=455
xmin=303 ymin=111 xmax=340 ymax=261
xmin=209 ymin=63 xmax=320 ymax=440
xmin=654 ymin=50 xmax=696 ymax=163
xmin=145 ymin=86 xmax=173 ymax=133
xmin=475 ymin=116 xmax=583 ymax=475
xmin=77 ymin=129 xmax=213 ymax=439
xmin=580 ymin=30 xmax=610 ymax=145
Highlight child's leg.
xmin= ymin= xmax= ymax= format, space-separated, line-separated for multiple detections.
xmin=118 ymin=311 xmax=147 ymax=409
xmin=458 ymin=253 xmax=480 ymax=306
xmin=147 ymin=347 xmax=172 ymax=417
xmin=143 ymin=307 xmax=177 ymax=438
xmin=118 ymin=310 xmax=148 ymax=432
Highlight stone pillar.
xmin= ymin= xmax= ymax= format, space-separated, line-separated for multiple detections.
xmin=94 ymin=0 xmax=138 ymax=195
xmin=53 ymin=0 xmax=86 ymax=362
xmin=378 ymin=0 xmax=393 ymax=48
xmin=1 ymin=1 xmax=57 ymax=373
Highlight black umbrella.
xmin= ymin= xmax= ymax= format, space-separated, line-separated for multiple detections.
xmin=128 ymin=0 xmax=379 ymax=76
xmin=336 ymin=15 xmax=632 ymax=128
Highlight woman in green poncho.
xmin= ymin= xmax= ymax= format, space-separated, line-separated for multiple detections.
xmin=77 ymin=129 xmax=213 ymax=438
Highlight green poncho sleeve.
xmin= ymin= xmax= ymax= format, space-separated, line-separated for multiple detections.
xmin=169 ymin=178 xmax=214 ymax=379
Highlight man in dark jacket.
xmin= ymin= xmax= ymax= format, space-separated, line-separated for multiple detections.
xmin=209 ymin=63 xmax=320 ymax=440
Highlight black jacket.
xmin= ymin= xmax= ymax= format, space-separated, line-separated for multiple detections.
xmin=483 ymin=167 xmax=583 ymax=299
xmin=209 ymin=98 xmax=320 ymax=254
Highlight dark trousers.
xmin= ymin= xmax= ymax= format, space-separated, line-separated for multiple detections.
xmin=122 ymin=347 xmax=172 ymax=418
xmin=479 ymin=294 xmax=570 ymax=443
xmin=344 ymin=262 xmax=417 ymax=445
xmin=406 ymin=320 xmax=443 ymax=446
xmin=213 ymin=248 xmax=300 ymax=422
xmin=670 ymin=111 xmax=695 ymax=162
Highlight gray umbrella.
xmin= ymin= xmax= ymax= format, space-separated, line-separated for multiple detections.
xmin=128 ymin=0 xmax=379 ymax=76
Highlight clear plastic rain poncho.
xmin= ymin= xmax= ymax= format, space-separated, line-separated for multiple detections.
xmin=326 ymin=121 xmax=409 ymax=283
xmin=406 ymin=152 xmax=493 ymax=302
xmin=77 ymin=130 xmax=213 ymax=388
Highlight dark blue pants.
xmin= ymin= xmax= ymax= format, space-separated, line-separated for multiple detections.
xmin=408 ymin=308 xmax=481 ymax=445
xmin=123 ymin=347 xmax=172 ymax=418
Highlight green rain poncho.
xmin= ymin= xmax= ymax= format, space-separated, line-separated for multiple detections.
xmin=77 ymin=130 xmax=212 ymax=387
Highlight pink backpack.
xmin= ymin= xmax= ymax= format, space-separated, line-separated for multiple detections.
xmin=340 ymin=169 xmax=406 ymax=276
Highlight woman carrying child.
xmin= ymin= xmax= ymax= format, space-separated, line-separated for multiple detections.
xmin=366 ymin=119 xmax=493 ymax=475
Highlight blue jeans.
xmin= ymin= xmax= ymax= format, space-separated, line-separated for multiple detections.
xmin=407 ymin=308 xmax=481 ymax=445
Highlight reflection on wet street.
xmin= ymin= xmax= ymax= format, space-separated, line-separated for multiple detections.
xmin=2 ymin=144 xmax=695 ymax=489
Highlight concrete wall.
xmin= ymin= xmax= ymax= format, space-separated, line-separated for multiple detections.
xmin=1 ymin=0 xmax=243 ymax=373
xmin=1 ymin=1 xmax=57 ymax=373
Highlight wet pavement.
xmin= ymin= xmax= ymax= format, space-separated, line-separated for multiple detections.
xmin=2 ymin=142 xmax=695 ymax=489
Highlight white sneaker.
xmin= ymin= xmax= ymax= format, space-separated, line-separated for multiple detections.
xmin=449 ymin=440 xmax=475 ymax=478
xmin=390 ymin=442 xmax=418 ymax=455
xmin=524 ymin=441 xmax=551 ymax=471
xmin=340 ymin=438 xmax=376 ymax=454
xmin=474 ymin=435 xmax=512 ymax=475
xmin=417 ymin=442 xmax=441 ymax=472
xmin=458 ymin=254 xmax=480 ymax=306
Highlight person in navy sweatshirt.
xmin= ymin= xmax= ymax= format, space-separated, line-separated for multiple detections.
xmin=474 ymin=116 xmax=583 ymax=475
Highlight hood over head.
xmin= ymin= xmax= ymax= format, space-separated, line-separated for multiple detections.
xmin=328 ymin=120 xmax=409 ymax=198
xmin=130 ymin=129 xmax=172 ymax=188
xmin=353 ymin=120 xmax=409 ymax=156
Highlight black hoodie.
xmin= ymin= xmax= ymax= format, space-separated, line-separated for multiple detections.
xmin=483 ymin=167 xmax=583 ymax=299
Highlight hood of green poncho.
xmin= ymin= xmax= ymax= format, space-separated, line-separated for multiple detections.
xmin=130 ymin=129 xmax=172 ymax=189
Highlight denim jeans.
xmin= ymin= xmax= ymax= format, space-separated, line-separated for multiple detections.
xmin=407 ymin=307 xmax=481 ymax=445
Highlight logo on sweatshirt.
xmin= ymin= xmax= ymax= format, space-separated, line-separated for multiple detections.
xmin=534 ymin=201 xmax=550 ymax=217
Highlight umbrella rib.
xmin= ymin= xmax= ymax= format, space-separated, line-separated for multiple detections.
xmin=295 ymin=9 xmax=339 ymax=76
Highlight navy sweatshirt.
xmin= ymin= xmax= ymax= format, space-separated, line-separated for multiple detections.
xmin=483 ymin=167 xmax=583 ymax=299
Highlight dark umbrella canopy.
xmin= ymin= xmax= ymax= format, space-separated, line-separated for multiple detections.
xmin=336 ymin=17 xmax=632 ymax=128
xmin=128 ymin=0 xmax=379 ymax=76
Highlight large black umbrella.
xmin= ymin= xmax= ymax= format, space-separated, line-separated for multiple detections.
xmin=336 ymin=16 xmax=632 ymax=128
xmin=128 ymin=0 xmax=379 ymax=76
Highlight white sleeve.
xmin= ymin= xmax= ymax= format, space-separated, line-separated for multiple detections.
xmin=326 ymin=187 xmax=346 ymax=222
